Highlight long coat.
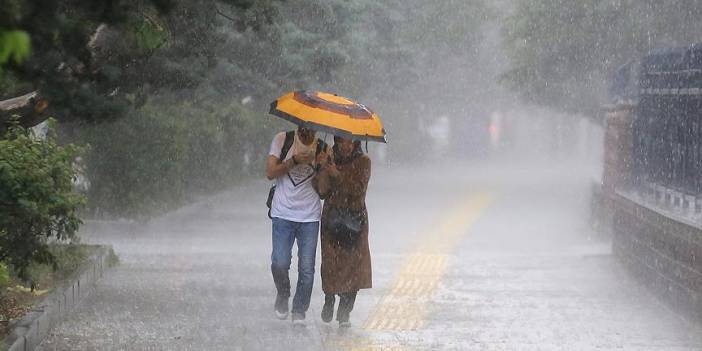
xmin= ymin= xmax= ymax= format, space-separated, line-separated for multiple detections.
xmin=315 ymin=154 xmax=372 ymax=294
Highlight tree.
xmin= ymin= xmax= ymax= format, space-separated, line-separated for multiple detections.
xmin=339 ymin=0 xmax=493 ymax=160
xmin=77 ymin=99 xmax=271 ymax=219
xmin=0 ymin=120 xmax=84 ymax=280
xmin=1 ymin=0 xmax=170 ymax=128
xmin=0 ymin=0 xmax=282 ymax=129
xmin=0 ymin=0 xmax=286 ymax=219
xmin=502 ymin=0 xmax=702 ymax=116
xmin=4 ymin=0 xmax=494 ymax=220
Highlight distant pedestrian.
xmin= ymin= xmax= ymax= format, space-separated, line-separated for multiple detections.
xmin=265 ymin=126 xmax=328 ymax=326
xmin=314 ymin=136 xmax=372 ymax=328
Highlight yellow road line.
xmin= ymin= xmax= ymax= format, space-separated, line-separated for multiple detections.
xmin=325 ymin=192 xmax=496 ymax=350
xmin=362 ymin=192 xmax=495 ymax=332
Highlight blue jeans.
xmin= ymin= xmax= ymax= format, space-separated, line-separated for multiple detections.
xmin=271 ymin=217 xmax=319 ymax=314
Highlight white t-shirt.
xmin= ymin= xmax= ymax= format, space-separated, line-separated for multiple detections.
xmin=268 ymin=132 xmax=321 ymax=222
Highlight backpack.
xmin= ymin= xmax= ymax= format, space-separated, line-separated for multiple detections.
xmin=267 ymin=131 xmax=328 ymax=219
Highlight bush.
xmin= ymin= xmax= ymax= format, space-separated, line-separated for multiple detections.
xmin=0 ymin=119 xmax=85 ymax=280
xmin=77 ymin=99 xmax=275 ymax=219
xmin=24 ymin=244 xmax=99 ymax=290
xmin=0 ymin=263 xmax=10 ymax=288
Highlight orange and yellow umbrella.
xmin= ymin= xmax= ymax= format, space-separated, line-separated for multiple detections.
xmin=269 ymin=90 xmax=387 ymax=143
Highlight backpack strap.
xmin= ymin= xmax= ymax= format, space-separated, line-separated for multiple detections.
xmin=316 ymin=139 xmax=328 ymax=156
xmin=279 ymin=131 xmax=295 ymax=161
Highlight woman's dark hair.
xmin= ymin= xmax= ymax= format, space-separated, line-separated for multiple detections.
xmin=333 ymin=136 xmax=363 ymax=165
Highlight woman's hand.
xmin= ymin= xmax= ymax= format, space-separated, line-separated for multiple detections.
xmin=316 ymin=149 xmax=330 ymax=167
xmin=324 ymin=162 xmax=341 ymax=178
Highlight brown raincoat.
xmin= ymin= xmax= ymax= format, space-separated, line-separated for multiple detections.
xmin=315 ymin=154 xmax=372 ymax=294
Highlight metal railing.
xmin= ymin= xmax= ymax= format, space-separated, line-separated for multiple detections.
xmin=630 ymin=44 xmax=702 ymax=203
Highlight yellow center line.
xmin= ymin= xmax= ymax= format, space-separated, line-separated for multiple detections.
xmin=325 ymin=192 xmax=496 ymax=350
xmin=362 ymin=192 xmax=495 ymax=333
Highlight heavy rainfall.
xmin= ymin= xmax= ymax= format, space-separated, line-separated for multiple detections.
xmin=1 ymin=0 xmax=702 ymax=350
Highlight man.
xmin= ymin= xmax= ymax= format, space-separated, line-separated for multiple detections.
xmin=266 ymin=126 xmax=327 ymax=325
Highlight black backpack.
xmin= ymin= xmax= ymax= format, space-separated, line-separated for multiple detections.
xmin=266 ymin=131 xmax=327 ymax=218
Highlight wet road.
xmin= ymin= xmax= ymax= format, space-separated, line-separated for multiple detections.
xmin=38 ymin=161 xmax=702 ymax=350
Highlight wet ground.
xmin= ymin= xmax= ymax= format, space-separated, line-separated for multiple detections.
xmin=38 ymin=161 xmax=702 ymax=350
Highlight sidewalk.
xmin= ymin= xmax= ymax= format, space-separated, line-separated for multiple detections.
xmin=37 ymin=163 xmax=702 ymax=350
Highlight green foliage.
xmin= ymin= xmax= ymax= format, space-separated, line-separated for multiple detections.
xmin=130 ymin=12 xmax=169 ymax=53
xmin=65 ymin=0 xmax=493 ymax=217
xmin=0 ymin=263 xmax=10 ymax=288
xmin=78 ymin=99 xmax=274 ymax=219
xmin=2 ymin=0 xmax=492 ymax=221
xmin=1 ymin=1 xmax=155 ymax=122
xmin=0 ymin=30 xmax=30 ymax=68
xmin=25 ymin=244 xmax=98 ymax=289
xmin=0 ymin=119 xmax=85 ymax=280
xmin=1 ymin=0 xmax=285 ymax=123
xmin=0 ymin=244 xmax=105 ymax=297
xmin=502 ymin=0 xmax=702 ymax=115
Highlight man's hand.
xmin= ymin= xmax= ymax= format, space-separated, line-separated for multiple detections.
xmin=266 ymin=155 xmax=293 ymax=180
xmin=294 ymin=150 xmax=315 ymax=165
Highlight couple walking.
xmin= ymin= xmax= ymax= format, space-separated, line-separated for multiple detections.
xmin=265 ymin=126 xmax=372 ymax=327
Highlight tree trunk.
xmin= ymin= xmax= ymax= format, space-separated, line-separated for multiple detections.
xmin=0 ymin=91 xmax=50 ymax=130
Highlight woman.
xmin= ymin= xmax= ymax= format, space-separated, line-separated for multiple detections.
xmin=314 ymin=136 xmax=372 ymax=327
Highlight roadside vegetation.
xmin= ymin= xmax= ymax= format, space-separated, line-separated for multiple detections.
xmin=0 ymin=244 xmax=113 ymax=342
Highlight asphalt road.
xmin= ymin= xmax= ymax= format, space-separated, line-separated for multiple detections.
xmin=37 ymin=161 xmax=702 ymax=350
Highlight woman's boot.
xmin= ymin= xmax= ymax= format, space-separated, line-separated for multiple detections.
xmin=321 ymin=294 xmax=335 ymax=323
xmin=337 ymin=291 xmax=358 ymax=327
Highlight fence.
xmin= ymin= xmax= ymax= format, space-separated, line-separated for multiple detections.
xmin=627 ymin=44 xmax=702 ymax=197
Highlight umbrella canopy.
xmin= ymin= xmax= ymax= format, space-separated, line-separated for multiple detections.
xmin=269 ymin=90 xmax=387 ymax=143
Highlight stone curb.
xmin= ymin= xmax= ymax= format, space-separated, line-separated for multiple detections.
xmin=5 ymin=246 xmax=114 ymax=351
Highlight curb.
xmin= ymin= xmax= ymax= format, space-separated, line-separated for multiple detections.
xmin=5 ymin=246 xmax=115 ymax=351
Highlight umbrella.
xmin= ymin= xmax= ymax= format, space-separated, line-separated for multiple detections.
xmin=269 ymin=90 xmax=387 ymax=143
